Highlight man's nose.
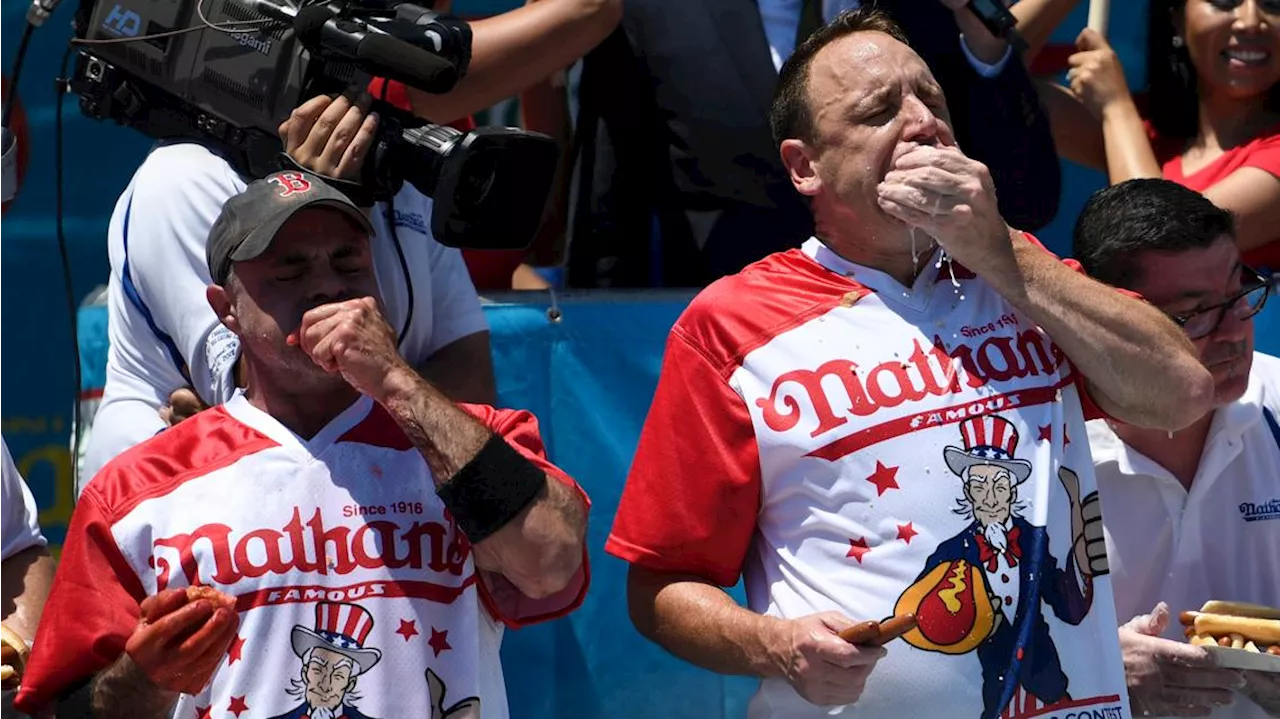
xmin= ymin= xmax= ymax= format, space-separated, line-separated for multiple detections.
xmin=901 ymin=96 xmax=940 ymax=145
xmin=308 ymin=267 xmax=350 ymax=303
xmin=1212 ymin=296 xmax=1253 ymax=342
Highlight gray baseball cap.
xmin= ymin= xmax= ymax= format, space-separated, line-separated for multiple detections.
xmin=207 ymin=170 xmax=375 ymax=285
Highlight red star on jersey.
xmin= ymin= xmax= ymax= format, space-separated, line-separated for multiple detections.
xmin=428 ymin=627 xmax=452 ymax=657
xmin=396 ymin=619 xmax=420 ymax=642
xmin=228 ymin=695 xmax=250 ymax=718
xmin=896 ymin=522 xmax=918 ymax=544
xmin=227 ymin=635 xmax=245 ymax=666
xmin=865 ymin=461 xmax=900 ymax=496
xmin=370 ymin=464 xmax=384 ymax=479
xmin=195 ymin=706 xmax=211 ymax=719
xmin=1038 ymin=424 xmax=1052 ymax=442
xmin=847 ymin=537 xmax=871 ymax=563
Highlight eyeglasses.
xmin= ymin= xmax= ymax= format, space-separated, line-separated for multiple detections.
xmin=1167 ymin=265 xmax=1272 ymax=340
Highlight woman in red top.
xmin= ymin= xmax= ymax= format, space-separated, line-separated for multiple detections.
xmin=1030 ymin=0 xmax=1280 ymax=269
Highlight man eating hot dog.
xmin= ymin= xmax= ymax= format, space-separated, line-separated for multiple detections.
xmin=1074 ymin=179 xmax=1280 ymax=718
xmin=604 ymin=10 xmax=1216 ymax=718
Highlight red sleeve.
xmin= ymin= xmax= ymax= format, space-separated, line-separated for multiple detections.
xmin=1240 ymin=129 xmax=1280 ymax=178
xmin=365 ymin=77 xmax=477 ymax=131
xmin=460 ymin=404 xmax=590 ymax=629
xmin=15 ymin=490 xmax=145 ymax=714
xmin=605 ymin=328 xmax=762 ymax=588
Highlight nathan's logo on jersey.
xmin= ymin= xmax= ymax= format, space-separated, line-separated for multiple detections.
xmin=1239 ymin=498 xmax=1280 ymax=522
xmin=756 ymin=330 xmax=1070 ymax=439
xmin=393 ymin=210 xmax=428 ymax=234
xmin=151 ymin=507 xmax=470 ymax=589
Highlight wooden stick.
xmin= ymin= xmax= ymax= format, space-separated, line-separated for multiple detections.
xmin=1088 ymin=0 xmax=1110 ymax=37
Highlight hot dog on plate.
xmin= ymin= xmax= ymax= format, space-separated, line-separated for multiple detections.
xmin=1181 ymin=600 xmax=1280 ymax=655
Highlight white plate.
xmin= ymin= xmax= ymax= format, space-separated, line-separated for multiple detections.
xmin=1203 ymin=645 xmax=1280 ymax=673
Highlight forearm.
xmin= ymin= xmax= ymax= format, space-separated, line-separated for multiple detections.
xmin=954 ymin=10 xmax=1007 ymax=66
xmin=627 ymin=568 xmax=784 ymax=679
xmin=519 ymin=80 xmax=574 ymax=267
xmin=407 ymin=0 xmax=620 ymax=124
xmin=377 ymin=365 xmax=585 ymax=595
xmin=1101 ymin=100 xmax=1164 ymax=184
xmin=1011 ymin=0 xmax=1085 ymax=64
xmin=0 ymin=546 xmax=56 ymax=643
xmin=987 ymin=232 xmax=1213 ymax=429
xmin=89 ymin=654 xmax=177 ymax=719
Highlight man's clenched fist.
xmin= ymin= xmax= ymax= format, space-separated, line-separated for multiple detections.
xmin=127 ymin=587 xmax=240 ymax=696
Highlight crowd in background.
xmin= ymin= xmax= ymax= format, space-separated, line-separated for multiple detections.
xmin=459 ymin=0 xmax=1279 ymax=291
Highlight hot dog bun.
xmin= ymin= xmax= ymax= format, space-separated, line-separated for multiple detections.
xmin=1199 ymin=601 xmax=1280 ymax=621
xmin=1193 ymin=614 xmax=1280 ymax=645
xmin=0 ymin=623 xmax=28 ymax=689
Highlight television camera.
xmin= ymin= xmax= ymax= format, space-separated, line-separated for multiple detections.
xmin=67 ymin=0 xmax=559 ymax=249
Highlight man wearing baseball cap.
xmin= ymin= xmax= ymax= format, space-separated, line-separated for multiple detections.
xmin=16 ymin=171 xmax=590 ymax=719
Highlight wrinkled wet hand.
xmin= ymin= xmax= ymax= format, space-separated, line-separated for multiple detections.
xmin=876 ymin=143 xmax=1011 ymax=273
xmin=127 ymin=588 xmax=240 ymax=695
xmin=1121 ymin=603 xmax=1244 ymax=717
xmin=1241 ymin=670 xmax=1280 ymax=717
xmin=278 ymin=93 xmax=380 ymax=181
xmin=772 ymin=611 xmax=888 ymax=707
xmin=293 ymin=297 xmax=406 ymax=399
xmin=159 ymin=387 xmax=208 ymax=427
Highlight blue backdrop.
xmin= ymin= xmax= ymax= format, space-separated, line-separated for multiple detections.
xmin=5 ymin=1 xmax=1280 ymax=717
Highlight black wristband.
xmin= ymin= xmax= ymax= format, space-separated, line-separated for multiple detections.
xmin=437 ymin=435 xmax=545 ymax=543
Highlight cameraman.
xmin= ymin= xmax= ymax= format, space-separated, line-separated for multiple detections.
xmin=79 ymin=0 xmax=621 ymax=491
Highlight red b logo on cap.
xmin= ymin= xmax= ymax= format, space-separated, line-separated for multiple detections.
xmin=270 ymin=172 xmax=312 ymax=197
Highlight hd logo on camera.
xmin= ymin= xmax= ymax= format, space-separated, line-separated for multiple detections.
xmin=100 ymin=4 xmax=141 ymax=37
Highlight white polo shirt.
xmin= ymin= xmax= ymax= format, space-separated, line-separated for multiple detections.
xmin=1089 ymin=352 xmax=1280 ymax=719
xmin=1 ymin=436 xmax=47 ymax=562
xmin=81 ymin=142 xmax=488 ymax=491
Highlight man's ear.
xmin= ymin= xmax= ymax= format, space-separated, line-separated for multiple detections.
xmin=206 ymin=284 xmax=240 ymax=335
xmin=780 ymin=138 xmax=822 ymax=197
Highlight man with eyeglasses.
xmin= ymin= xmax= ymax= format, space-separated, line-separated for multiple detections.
xmin=1073 ymin=179 xmax=1280 ymax=719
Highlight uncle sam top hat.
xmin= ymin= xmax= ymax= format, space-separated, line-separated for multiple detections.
xmin=291 ymin=601 xmax=382 ymax=675
xmin=943 ymin=415 xmax=1033 ymax=484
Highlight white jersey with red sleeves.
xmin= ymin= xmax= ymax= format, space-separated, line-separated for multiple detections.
xmin=18 ymin=393 xmax=588 ymax=719
xmin=607 ymin=238 xmax=1132 ymax=719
